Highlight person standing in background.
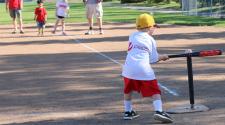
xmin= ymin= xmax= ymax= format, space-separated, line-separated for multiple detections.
xmin=5 ymin=0 xmax=24 ymax=34
xmin=83 ymin=0 xmax=104 ymax=35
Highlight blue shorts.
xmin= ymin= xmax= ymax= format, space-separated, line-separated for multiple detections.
xmin=37 ymin=22 xmax=45 ymax=28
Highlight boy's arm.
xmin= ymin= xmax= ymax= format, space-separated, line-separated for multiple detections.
xmin=45 ymin=15 xmax=47 ymax=22
xmin=55 ymin=8 xmax=58 ymax=16
xmin=45 ymin=9 xmax=47 ymax=22
xmin=158 ymin=54 xmax=169 ymax=62
xmin=34 ymin=9 xmax=36 ymax=20
xmin=34 ymin=15 xmax=37 ymax=20
xmin=20 ymin=0 xmax=23 ymax=10
xmin=5 ymin=0 xmax=9 ymax=12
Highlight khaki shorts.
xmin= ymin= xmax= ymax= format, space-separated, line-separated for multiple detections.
xmin=9 ymin=9 xmax=22 ymax=19
xmin=86 ymin=3 xmax=103 ymax=19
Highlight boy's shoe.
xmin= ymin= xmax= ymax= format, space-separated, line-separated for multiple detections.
xmin=85 ymin=30 xmax=94 ymax=35
xmin=12 ymin=31 xmax=17 ymax=34
xmin=123 ymin=110 xmax=140 ymax=120
xmin=52 ymin=31 xmax=56 ymax=34
xmin=153 ymin=111 xmax=173 ymax=123
xmin=20 ymin=30 xmax=24 ymax=34
xmin=62 ymin=32 xmax=67 ymax=36
xmin=99 ymin=30 xmax=104 ymax=35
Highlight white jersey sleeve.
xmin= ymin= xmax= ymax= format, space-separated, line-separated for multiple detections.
xmin=149 ymin=36 xmax=159 ymax=64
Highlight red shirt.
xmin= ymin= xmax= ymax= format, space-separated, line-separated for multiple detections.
xmin=35 ymin=7 xmax=47 ymax=22
xmin=7 ymin=0 xmax=21 ymax=10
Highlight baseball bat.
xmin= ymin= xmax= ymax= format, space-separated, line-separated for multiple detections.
xmin=168 ymin=49 xmax=222 ymax=58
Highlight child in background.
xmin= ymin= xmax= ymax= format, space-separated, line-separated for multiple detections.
xmin=122 ymin=13 xmax=174 ymax=123
xmin=52 ymin=0 xmax=70 ymax=35
xmin=34 ymin=0 xmax=47 ymax=36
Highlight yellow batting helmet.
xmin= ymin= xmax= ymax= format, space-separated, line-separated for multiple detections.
xmin=136 ymin=13 xmax=159 ymax=29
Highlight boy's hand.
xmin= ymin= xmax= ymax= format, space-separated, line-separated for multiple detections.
xmin=6 ymin=6 xmax=8 ymax=12
xmin=97 ymin=0 xmax=102 ymax=3
xmin=185 ymin=49 xmax=192 ymax=54
xmin=159 ymin=54 xmax=169 ymax=61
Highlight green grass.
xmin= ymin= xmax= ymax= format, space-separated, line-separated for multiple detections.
xmin=1 ymin=1 xmax=225 ymax=27
xmin=124 ymin=1 xmax=181 ymax=10
xmin=155 ymin=13 xmax=225 ymax=27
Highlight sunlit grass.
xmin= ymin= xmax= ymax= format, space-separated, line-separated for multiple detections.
xmin=0 ymin=1 xmax=225 ymax=27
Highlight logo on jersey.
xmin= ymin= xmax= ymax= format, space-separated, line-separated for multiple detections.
xmin=127 ymin=41 xmax=150 ymax=53
xmin=128 ymin=42 xmax=133 ymax=51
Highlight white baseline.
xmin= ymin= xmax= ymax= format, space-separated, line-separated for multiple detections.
xmin=70 ymin=37 xmax=178 ymax=96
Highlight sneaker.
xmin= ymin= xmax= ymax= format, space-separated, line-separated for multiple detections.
xmin=20 ymin=30 xmax=24 ymax=34
xmin=123 ymin=110 xmax=140 ymax=120
xmin=99 ymin=30 xmax=104 ymax=35
xmin=52 ymin=31 xmax=56 ymax=34
xmin=85 ymin=30 xmax=94 ymax=35
xmin=12 ymin=31 xmax=16 ymax=34
xmin=62 ymin=32 xmax=67 ymax=36
xmin=153 ymin=111 xmax=173 ymax=123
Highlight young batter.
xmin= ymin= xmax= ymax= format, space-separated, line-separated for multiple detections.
xmin=122 ymin=13 xmax=173 ymax=123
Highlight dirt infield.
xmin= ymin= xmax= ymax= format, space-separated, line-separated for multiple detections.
xmin=0 ymin=23 xmax=224 ymax=125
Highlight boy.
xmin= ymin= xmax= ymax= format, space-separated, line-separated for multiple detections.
xmin=5 ymin=0 xmax=24 ymax=34
xmin=34 ymin=0 xmax=47 ymax=36
xmin=122 ymin=13 xmax=173 ymax=123
xmin=52 ymin=0 xmax=70 ymax=35
xmin=83 ymin=0 xmax=103 ymax=35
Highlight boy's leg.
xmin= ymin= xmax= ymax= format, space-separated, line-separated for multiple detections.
xmin=18 ymin=17 xmax=24 ymax=33
xmin=38 ymin=27 xmax=41 ymax=36
xmin=95 ymin=3 xmax=103 ymax=34
xmin=124 ymin=93 xmax=132 ymax=112
xmin=123 ymin=93 xmax=140 ymax=120
xmin=9 ymin=10 xmax=17 ymax=33
xmin=61 ymin=19 xmax=66 ymax=35
xmin=41 ymin=27 xmax=44 ymax=36
xmin=12 ymin=18 xmax=17 ymax=33
xmin=85 ymin=4 xmax=94 ymax=35
xmin=17 ymin=10 xmax=24 ymax=33
xmin=139 ymin=80 xmax=173 ymax=123
xmin=97 ymin=17 xmax=103 ymax=34
xmin=152 ymin=94 xmax=173 ymax=123
xmin=85 ymin=17 xmax=94 ymax=35
xmin=53 ymin=19 xmax=60 ymax=33
xmin=152 ymin=94 xmax=162 ymax=112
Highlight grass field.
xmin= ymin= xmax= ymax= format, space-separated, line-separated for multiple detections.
xmin=0 ymin=1 xmax=225 ymax=26
xmin=0 ymin=1 xmax=143 ymax=25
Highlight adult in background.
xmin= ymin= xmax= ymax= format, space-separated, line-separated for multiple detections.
xmin=83 ymin=0 xmax=104 ymax=35
xmin=5 ymin=0 xmax=24 ymax=34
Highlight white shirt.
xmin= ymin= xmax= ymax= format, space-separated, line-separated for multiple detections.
xmin=56 ymin=0 xmax=69 ymax=17
xmin=122 ymin=31 xmax=159 ymax=80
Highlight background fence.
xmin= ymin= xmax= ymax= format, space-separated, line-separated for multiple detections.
xmin=182 ymin=0 xmax=225 ymax=18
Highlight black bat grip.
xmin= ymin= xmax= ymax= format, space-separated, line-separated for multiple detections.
xmin=168 ymin=53 xmax=188 ymax=58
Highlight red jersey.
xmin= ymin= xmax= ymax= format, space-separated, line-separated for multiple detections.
xmin=35 ymin=7 xmax=47 ymax=22
xmin=7 ymin=0 xmax=21 ymax=10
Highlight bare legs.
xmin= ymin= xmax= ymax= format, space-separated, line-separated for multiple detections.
xmin=53 ymin=18 xmax=66 ymax=35
xmin=12 ymin=17 xmax=23 ymax=33
xmin=85 ymin=17 xmax=103 ymax=35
